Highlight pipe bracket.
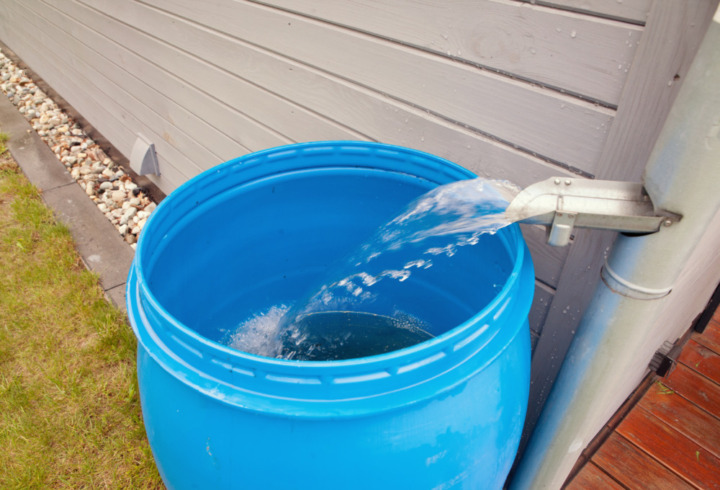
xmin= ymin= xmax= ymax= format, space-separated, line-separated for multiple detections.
xmin=601 ymin=261 xmax=672 ymax=300
xmin=505 ymin=177 xmax=682 ymax=246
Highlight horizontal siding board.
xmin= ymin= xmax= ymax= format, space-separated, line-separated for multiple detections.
xmin=1 ymin=9 xmax=195 ymax=191
xmin=102 ymin=0 xmax=614 ymax=173
xmin=39 ymin=0 xmax=350 ymax=156
xmin=50 ymin=0 xmax=575 ymax=193
xmin=10 ymin=2 xmax=216 ymax=182
xmin=526 ymin=0 xmax=652 ymax=24
xmin=21 ymin=0 xmax=281 ymax=166
xmin=21 ymin=2 xmax=227 ymax=168
xmin=255 ymin=0 xmax=642 ymax=105
xmin=4 ymin=0 xmax=571 ymax=287
xmin=596 ymin=0 xmax=720 ymax=181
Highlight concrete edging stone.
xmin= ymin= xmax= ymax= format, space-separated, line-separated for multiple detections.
xmin=0 ymin=93 xmax=133 ymax=312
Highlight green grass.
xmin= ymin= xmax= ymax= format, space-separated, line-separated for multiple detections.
xmin=0 ymin=131 xmax=8 ymax=154
xmin=0 ymin=145 xmax=163 ymax=488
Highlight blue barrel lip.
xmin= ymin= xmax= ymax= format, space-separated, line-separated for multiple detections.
xmin=127 ymin=141 xmax=534 ymax=417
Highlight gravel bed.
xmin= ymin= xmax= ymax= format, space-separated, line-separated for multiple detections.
xmin=0 ymin=49 xmax=156 ymax=249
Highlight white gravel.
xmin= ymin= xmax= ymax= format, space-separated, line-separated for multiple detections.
xmin=0 ymin=49 xmax=157 ymax=250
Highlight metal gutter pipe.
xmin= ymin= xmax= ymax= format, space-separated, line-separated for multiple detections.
xmin=511 ymin=8 xmax=720 ymax=489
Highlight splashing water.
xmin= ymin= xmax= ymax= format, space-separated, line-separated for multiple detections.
xmin=225 ymin=305 xmax=291 ymax=359
xmin=223 ymin=178 xmax=521 ymax=360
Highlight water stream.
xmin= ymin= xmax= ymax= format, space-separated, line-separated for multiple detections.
xmin=223 ymin=178 xmax=521 ymax=360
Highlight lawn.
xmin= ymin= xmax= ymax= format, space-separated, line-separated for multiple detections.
xmin=0 ymin=136 xmax=162 ymax=488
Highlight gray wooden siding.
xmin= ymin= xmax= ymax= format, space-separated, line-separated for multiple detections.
xmin=0 ymin=0 xmax=716 ymax=449
xmin=0 ymin=0 xmax=589 ymax=333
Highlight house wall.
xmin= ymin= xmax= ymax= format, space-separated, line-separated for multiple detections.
xmin=0 ymin=0 xmax=644 ymax=338
xmin=0 ymin=0 xmax=717 ymax=467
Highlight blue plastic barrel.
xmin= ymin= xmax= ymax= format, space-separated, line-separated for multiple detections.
xmin=126 ymin=141 xmax=534 ymax=490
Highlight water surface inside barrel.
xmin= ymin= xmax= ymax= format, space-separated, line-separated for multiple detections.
xmin=278 ymin=311 xmax=435 ymax=361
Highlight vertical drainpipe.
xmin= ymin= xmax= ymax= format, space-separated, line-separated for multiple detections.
xmin=511 ymin=8 xmax=720 ymax=489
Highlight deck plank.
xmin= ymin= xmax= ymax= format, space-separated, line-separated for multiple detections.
xmin=565 ymin=461 xmax=625 ymax=490
xmin=616 ymin=406 xmax=720 ymax=489
xmin=693 ymin=318 xmax=720 ymax=356
xmin=638 ymin=381 xmax=720 ymax=460
xmin=664 ymin=362 xmax=720 ymax=417
xmin=678 ymin=339 xmax=720 ymax=386
xmin=591 ymin=432 xmax=693 ymax=490
xmin=572 ymin=306 xmax=720 ymax=489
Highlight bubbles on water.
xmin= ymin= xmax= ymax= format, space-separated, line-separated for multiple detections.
xmin=224 ymin=305 xmax=290 ymax=358
xmin=404 ymin=259 xmax=433 ymax=270
xmin=425 ymin=244 xmax=458 ymax=257
xmin=382 ymin=269 xmax=412 ymax=282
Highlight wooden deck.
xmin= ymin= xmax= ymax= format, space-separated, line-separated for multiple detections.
xmin=565 ymin=305 xmax=720 ymax=489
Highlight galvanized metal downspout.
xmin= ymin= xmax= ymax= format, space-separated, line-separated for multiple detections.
xmin=511 ymin=9 xmax=720 ymax=489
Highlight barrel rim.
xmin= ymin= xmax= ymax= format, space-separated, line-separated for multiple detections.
xmin=127 ymin=141 xmax=534 ymax=417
